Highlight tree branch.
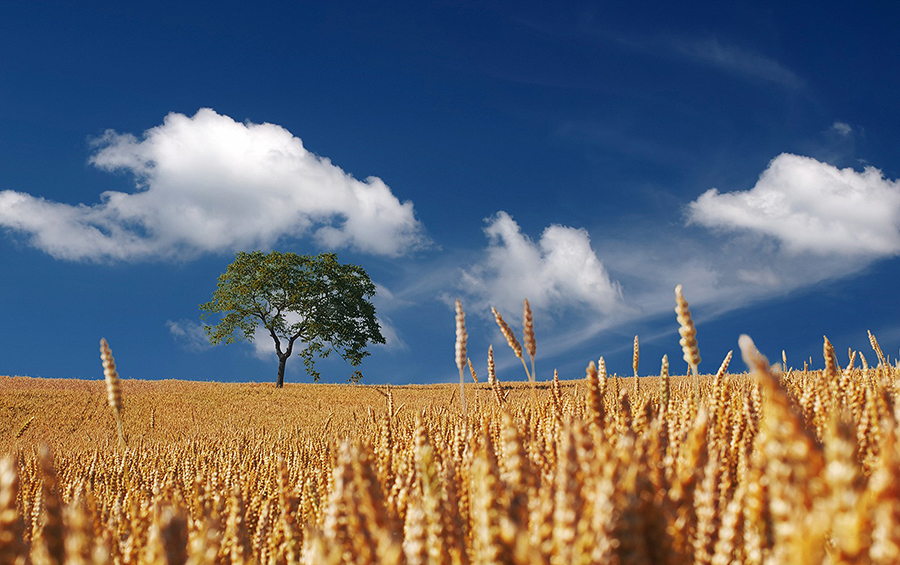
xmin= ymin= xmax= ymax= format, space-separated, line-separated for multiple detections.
xmin=269 ymin=325 xmax=284 ymax=357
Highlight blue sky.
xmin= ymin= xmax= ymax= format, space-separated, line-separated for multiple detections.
xmin=2 ymin=0 xmax=899 ymax=385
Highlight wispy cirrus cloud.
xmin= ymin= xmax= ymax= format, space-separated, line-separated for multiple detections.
xmin=665 ymin=36 xmax=804 ymax=89
xmin=507 ymin=11 xmax=803 ymax=91
xmin=166 ymin=319 xmax=213 ymax=352
xmin=0 ymin=109 xmax=428 ymax=262
xmin=567 ymin=18 xmax=805 ymax=90
xmin=831 ymin=121 xmax=853 ymax=136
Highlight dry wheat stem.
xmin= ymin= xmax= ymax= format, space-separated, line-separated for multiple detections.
xmin=824 ymin=336 xmax=838 ymax=380
xmin=675 ymin=285 xmax=701 ymax=373
xmin=487 ymin=345 xmax=496 ymax=386
xmin=14 ymin=416 xmax=34 ymax=440
xmin=99 ymin=338 xmax=126 ymax=451
xmin=455 ymin=299 xmax=468 ymax=414
xmin=491 ymin=306 xmax=532 ymax=383
xmin=660 ymin=355 xmax=670 ymax=411
xmin=633 ymin=335 xmax=640 ymax=395
xmin=675 ymin=284 xmax=701 ymax=405
xmin=523 ymin=299 xmax=539 ymax=408
xmin=524 ymin=298 xmax=536 ymax=378
xmin=869 ymin=330 xmax=887 ymax=367
xmin=715 ymin=350 xmax=732 ymax=380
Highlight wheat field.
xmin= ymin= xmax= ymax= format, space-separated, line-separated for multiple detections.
xmin=2 ymin=308 xmax=900 ymax=563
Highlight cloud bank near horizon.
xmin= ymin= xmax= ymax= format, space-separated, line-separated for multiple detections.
xmin=0 ymin=109 xmax=427 ymax=261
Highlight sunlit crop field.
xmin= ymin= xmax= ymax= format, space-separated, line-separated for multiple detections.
xmin=2 ymin=328 xmax=899 ymax=565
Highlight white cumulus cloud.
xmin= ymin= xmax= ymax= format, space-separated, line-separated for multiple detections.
xmin=0 ymin=108 xmax=427 ymax=261
xmin=460 ymin=211 xmax=623 ymax=317
xmin=688 ymin=153 xmax=900 ymax=257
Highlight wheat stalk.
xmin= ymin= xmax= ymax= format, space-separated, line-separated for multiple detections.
xmin=100 ymin=338 xmax=126 ymax=450
xmin=632 ymin=335 xmax=640 ymax=396
xmin=586 ymin=361 xmax=604 ymax=428
xmin=487 ymin=345 xmax=496 ymax=386
xmin=467 ymin=358 xmax=478 ymax=383
xmin=14 ymin=416 xmax=34 ymax=440
xmin=523 ymin=299 xmax=536 ymax=381
xmin=869 ymin=330 xmax=887 ymax=367
xmin=491 ymin=367 xmax=506 ymax=408
xmin=675 ymin=285 xmax=701 ymax=374
xmin=551 ymin=369 xmax=563 ymax=418
xmin=660 ymin=355 xmax=670 ymax=412
xmin=675 ymin=284 xmax=701 ymax=402
xmin=824 ymin=336 xmax=838 ymax=380
xmin=523 ymin=299 xmax=538 ymax=406
xmin=468 ymin=358 xmax=480 ymax=413
xmin=491 ymin=304 xmax=537 ymax=409
xmin=35 ymin=445 xmax=64 ymax=565
xmin=0 ymin=456 xmax=27 ymax=565
xmin=491 ymin=306 xmax=531 ymax=382
xmin=455 ymin=299 xmax=468 ymax=413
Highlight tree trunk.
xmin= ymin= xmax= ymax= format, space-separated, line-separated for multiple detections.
xmin=276 ymin=355 xmax=287 ymax=388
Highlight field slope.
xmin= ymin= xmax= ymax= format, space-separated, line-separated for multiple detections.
xmin=1 ymin=350 xmax=898 ymax=564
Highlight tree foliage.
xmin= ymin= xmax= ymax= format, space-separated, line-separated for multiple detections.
xmin=200 ymin=251 xmax=385 ymax=386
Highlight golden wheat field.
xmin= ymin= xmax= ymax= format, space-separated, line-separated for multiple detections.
xmin=2 ymin=315 xmax=900 ymax=564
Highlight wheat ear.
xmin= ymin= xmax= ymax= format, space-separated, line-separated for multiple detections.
xmin=675 ymin=285 xmax=701 ymax=402
xmin=468 ymin=358 xmax=480 ymax=413
xmin=14 ymin=416 xmax=34 ymax=440
xmin=869 ymin=330 xmax=887 ymax=367
xmin=100 ymin=338 xmax=126 ymax=450
xmin=660 ymin=355 xmax=670 ymax=412
xmin=586 ymin=361 xmax=604 ymax=428
xmin=487 ymin=345 xmax=496 ymax=385
xmin=455 ymin=300 xmax=468 ymax=413
xmin=522 ymin=299 xmax=538 ymax=406
xmin=523 ymin=299 xmax=536 ymax=379
xmin=491 ymin=365 xmax=506 ymax=408
xmin=491 ymin=306 xmax=531 ymax=382
xmin=34 ymin=445 xmax=65 ymax=565
xmin=0 ymin=456 xmax=27 ymax=564
xmin=632 ymin=335 xmax=640 ymax=396
xmin=823 ymin=336 xmax=837 ymax=380
xmin=491 ymin=306 xmax=531 ymax=392
xmin=551 ymin=369 xmax=563 ymax=417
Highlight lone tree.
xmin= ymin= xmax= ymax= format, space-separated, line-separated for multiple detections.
xmin=201 ymin=251 xmax=385 ymax=387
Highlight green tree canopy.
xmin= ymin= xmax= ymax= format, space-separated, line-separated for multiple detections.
xmin=201 ymin=251 xmax=385 ymax=386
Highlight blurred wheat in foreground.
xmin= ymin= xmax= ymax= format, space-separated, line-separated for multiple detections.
xmin=2 ymin=325 xmax=900 ymax=563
